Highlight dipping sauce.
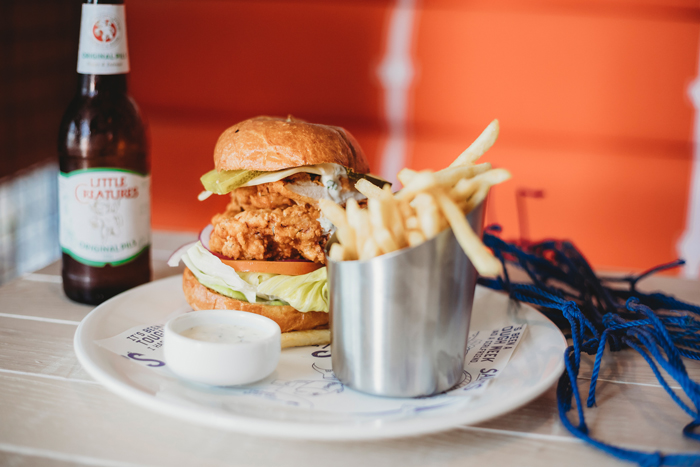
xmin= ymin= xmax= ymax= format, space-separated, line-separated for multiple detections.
xmin=179 ymin=323 xmax=267 ymax=344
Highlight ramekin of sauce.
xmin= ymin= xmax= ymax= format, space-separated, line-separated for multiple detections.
xmin=164 ymin=310 xmax=281 ymax=386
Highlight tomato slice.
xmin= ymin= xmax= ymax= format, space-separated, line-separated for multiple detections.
xmin=203 ymin=224 xmax=323 ymax=275
xmin=220 ymin=259 xmax=323 ymax=276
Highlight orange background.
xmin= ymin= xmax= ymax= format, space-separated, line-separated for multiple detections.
xmin=126 ymin=0 xmax=699 ymax=272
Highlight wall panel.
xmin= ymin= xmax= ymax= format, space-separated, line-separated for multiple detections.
xmin=409 ymin=3 xmax=699 ymax=271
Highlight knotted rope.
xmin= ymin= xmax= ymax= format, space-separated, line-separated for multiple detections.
xmin=479 ymin=226 xmax=700 ymax=466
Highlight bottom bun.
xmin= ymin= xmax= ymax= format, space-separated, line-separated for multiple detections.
xmin=182 ymin=268 xmax=330 ymax=340
xmin=281 ymin=329 xmax=330 ymax=348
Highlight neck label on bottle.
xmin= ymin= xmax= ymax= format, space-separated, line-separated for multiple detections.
xmin=77 ymin=4 xmax=130 ymax=75
xmin=59 ymin=169 xmax=150 ymax=267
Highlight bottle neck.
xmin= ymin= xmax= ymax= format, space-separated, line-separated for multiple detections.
xmin=77 ymin=1 xmax=130 ymax=77
xmin=78 ymin=74 xmax=127 ymax=97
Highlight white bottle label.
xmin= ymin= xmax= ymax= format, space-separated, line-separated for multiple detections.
xmin=59 ymin=169 xmax=150 ymax=267
xmin=77 ymin=4 xmax=130 ymax=75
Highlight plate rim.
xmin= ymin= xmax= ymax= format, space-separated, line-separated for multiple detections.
xmin=73 ymin=275 xmax=567 ymax=441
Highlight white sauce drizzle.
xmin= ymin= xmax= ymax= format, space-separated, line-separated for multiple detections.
xmin=317 ymin=214 xmax=336 ymax=235
xmin=285 ymin=180 xmax=366 ymax=206
xmin=180 ymin=324 xmax=268 ymax=344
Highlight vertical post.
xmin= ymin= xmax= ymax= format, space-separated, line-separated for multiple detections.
xmin=678 ymin=73 xmax=700 ymax=279
xmin=516 ymin=188 xmax=544 ymax=246
xmin=377 ymin=0 xmax=417 ymax=186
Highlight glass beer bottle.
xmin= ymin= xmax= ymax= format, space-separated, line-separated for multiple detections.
xmin=58 ymin=0 xmax=151 ymax=305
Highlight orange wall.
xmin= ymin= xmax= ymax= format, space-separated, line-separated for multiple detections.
xmin=410 ymin=1 xmax=699 ymax=270
xmin=126 ymin=0 xmax=700 ymax=272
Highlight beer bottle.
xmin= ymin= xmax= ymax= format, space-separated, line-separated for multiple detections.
xmin=58 ymin=0 xmax=151 ymax=305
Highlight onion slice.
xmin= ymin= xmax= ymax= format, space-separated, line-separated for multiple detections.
xmin=199 ymin=224 xmax=232 ymax=259
xmin=167 ymin=241 xmax=198 ymax=267
xmin=199 ymin=224 xmax=214 ymax=250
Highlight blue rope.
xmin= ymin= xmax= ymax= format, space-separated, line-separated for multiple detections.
xmin=479 ymin=227 xmax=700 ymax=466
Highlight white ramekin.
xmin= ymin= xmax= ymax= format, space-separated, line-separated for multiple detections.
xmin=163 ymin=310 xmax=281 ymax=386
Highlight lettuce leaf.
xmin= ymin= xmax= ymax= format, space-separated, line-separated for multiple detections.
xmin=182 ymin=243 xmax=329 ymax=312
xmin=182 ymin=243 xmax=258 ymax=303
xmin=256 ymin=268 xmax=329 ymax=313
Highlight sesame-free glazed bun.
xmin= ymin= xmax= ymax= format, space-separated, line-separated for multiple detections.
xmin=213 ymin=116 xmax=370 ymax=173
xmin=182 ymin=268 xmax=329 ymax=336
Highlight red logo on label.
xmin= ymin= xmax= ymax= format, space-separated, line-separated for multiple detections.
xmin=92 ymin=18 xmax=118 ymax=43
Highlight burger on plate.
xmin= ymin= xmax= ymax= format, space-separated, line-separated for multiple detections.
xmin=169 ymin=116 xmax=384 ymax=348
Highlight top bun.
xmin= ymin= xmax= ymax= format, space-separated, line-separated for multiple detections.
xmin=213 ymin=116 xmax=370 ymax=173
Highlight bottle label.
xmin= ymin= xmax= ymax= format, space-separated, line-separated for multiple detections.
xmin=59 ymin=169 xmax=150 ymax=267
xmin=77 ymin=4 xmax=130 ymax=75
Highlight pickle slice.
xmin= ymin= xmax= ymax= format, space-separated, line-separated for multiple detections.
xmin=200 ymin=169 xmax=265 ymax=195
xmin=346 ymin=169 xmax=390 ymax=188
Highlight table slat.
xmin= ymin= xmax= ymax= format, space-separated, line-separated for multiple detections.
xmin=0 ymin=314 xmax=698 ymax=453
xmin=0 ymin=372 xmax=632 ymax=467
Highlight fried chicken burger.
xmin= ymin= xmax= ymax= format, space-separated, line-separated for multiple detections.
xmin=170 ymin=116 xmax=383 ymax=348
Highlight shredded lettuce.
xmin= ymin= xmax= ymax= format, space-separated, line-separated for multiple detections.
xmin=182 ymin=242 xmax=329 ymax=312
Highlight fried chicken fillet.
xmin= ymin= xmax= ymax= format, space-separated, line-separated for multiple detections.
xmin=210 ymin=174 xmax=330 ymax=264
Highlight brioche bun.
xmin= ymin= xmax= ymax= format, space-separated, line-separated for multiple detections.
xmin=183 ymin=268 xmax=329 ymax=341
xmin=213 ymin=116 xmax=370 ymax=173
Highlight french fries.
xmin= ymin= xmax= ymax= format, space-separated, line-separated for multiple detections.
xmin=328 ymin=243 xmax=346 ymax=262
xmin=449 ymin=119 xmax=499 ymax=167
xmin=412 ymin=193 xmax=442 ymax=239
xmin=434 ymin=190 xmax=502 ymax=277
xmin=345 ymin=198 xmax=369 ymax=257
xmin=355 ymin=178 xmax=386 ymax=200
xmin=318 ymin=119 xmax=510 ymax=277
xmin=318 ymin=199 xmax=357 ymax=260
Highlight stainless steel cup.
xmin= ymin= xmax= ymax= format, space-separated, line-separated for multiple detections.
xmin=327 ymin=203 xmax=485 ymax=398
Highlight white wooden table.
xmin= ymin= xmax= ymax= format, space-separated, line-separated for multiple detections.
xmin=1 ymin=231 xmax=699 ymax=466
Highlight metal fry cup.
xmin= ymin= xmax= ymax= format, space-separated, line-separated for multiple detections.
xmin=327 ymin=203 xmax=485 ymax=398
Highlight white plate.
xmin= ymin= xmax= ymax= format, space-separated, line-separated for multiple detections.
xmin=74 ymin=276 xmax=567 ymax=441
